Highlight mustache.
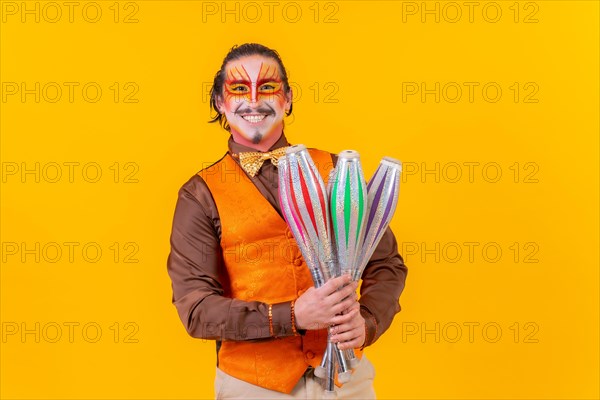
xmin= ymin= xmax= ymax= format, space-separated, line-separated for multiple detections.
xmin=234 ymin=105 xmax=275 ymax=115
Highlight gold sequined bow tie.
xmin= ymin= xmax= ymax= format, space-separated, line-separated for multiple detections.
xmin=237 ymin=146 xmax=290 ymax=177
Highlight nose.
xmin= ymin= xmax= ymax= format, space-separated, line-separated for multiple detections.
xmin=250 ymin=85 xmax=258 ymax=104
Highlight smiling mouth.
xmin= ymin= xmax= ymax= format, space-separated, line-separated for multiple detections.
xmin=240 ymin=114 xmax=268 ymax=124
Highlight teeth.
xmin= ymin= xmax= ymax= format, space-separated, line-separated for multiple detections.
xmin=242 ymin=114 xmax=266 ymax=123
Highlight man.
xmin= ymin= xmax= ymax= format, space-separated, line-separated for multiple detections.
xmin=167 ymin=43 xmax=408 ymax=399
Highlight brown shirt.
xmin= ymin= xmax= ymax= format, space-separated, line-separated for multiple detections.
xmin=166 ymin=133 xmax=408 ymax=347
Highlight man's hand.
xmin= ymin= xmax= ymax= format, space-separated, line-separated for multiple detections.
xmin=329 ymin=304 xmax=366 ymax=350
xmin=294 ymin=275 xmax=358 ymax=330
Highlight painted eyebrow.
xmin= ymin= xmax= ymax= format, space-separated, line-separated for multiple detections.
xmin=257 ymin=78 xmax=282 ymax=86
xmin=225 ymin=79 xmax=281 ymax=86
xmin=225 ymin=79 xmax=251 ymax=85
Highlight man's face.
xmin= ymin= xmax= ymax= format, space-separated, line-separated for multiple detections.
xmin=217 ymin=55 xmax=292 ymax=150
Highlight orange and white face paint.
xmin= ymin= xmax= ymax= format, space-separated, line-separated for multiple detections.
xmin=217 ymin=55 xmax=292 ymax=151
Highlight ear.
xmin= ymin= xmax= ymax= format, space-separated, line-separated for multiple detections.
xmin=285 ymin=88 xmax=293 ymax=112
xmin=215 ymin=95 xmax=225 ymax=113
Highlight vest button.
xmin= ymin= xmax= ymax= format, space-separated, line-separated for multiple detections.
xmin=305 ymin=351 xmax=315 ymax=359
xmin=294 ymin=259 xmax=303 ymax=266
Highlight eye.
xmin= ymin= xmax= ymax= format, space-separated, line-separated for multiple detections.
xmin=259 ymin=82 xmax=281 ymax=93
xmin=228 ymin=84 xmax=249 ymax=93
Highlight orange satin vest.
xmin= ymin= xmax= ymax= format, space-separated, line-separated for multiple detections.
xmin=199 ymin=148 xmax=360 ymax=393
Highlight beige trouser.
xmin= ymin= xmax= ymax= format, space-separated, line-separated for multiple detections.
xmin=214 ymin=356 xmax=376 ymax=399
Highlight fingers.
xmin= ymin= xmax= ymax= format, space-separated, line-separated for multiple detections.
xmin=330 ymin=326 xmax=364 ymax=350
xmin=329 ymin=304 xmax=360 ymax=326
xmin=321 ymin=274 xmax=352 ymax=296
xmin=328 ymin=281 xmax=358 ymax=306
xmin=336 ymin=336 xmax=364 ymax=350
xmin=298 ymin=275 xmax=359 ymax=328
xmin=329 ymin=306 xmax=365 ymax=350
xmin=321 ymin=279 xmax=358 ymax=323
xmin=341 ymin=298 xmax=359 ymax=314
xmin=330 ymin=297 xmax=358 ymax=319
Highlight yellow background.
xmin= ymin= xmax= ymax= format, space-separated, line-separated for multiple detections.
xmin=1 ymin=1 xmax=598 ymax=399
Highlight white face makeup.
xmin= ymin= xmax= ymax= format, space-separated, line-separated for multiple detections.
xmin=218 ymin=55 xmax=292 ymax=151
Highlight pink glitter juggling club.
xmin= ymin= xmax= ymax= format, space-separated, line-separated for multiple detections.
xmin=277 ymin=145 xmax=351 ymax=392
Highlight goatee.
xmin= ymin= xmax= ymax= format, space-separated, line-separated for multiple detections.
xmin=251 ymin=130 xmax=263 ymax=144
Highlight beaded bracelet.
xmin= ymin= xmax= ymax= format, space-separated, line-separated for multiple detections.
xmin=290 ymin=300 xmax=298 ymax=335
xmin=268 ymin=304 xmax=274 ymax=337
